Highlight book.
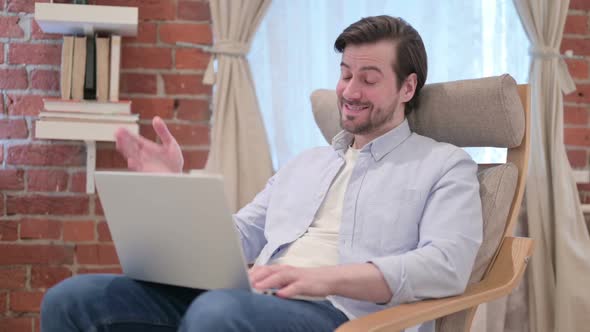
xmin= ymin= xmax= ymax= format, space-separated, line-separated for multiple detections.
xmin=95 ymin=36 xmax=110 ymax=102
xmin=84 ymin=36 xmax=96 ymax=100
xmin=43 ymin=98 xmax=131 ymax=115
xmin=71 ymin=36 xmax=87 ymax=100
xmin=35 ymin=119 xmax=139 ymax=142
xmin=39 ymin=111 xmax=138 ymax=123
xmin=60 ymin=36 xmax=74 ymax=100
xmin=109 ymin=35 xmax=122 ymax=102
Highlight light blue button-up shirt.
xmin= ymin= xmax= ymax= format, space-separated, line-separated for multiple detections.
xmin=233 ymin=120 xmax=482 ymax=331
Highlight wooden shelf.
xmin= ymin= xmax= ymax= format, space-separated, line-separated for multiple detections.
xmin=34 ymin=3 xmax=138 ymax=36
xmin=35 ymin=119 xmax=138 ymax=194
xmin=35 ymin=99 xmax=138 ymax=194
xmin=35 ymin=120 xmax=138 ymax=142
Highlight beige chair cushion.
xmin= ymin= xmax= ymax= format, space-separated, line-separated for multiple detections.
xmin=436 ymin=163 xmax=518 ymax=332
xmin=310 ymin=74 xmax=524 ymax=148
xmin=470 ymin=163 xmax=518 ymax=281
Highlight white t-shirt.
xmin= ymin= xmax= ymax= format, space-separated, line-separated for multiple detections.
xmin=269 ymin=147 xmax=359 ymax=267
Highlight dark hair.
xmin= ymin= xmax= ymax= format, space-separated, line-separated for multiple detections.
xmin=334 ymin=15 xmax=427 ymax=114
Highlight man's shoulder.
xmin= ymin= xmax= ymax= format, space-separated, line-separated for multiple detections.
xmin=407 ymin=132 xmax=466 ymax=153
xmin=286 ymin=146 xmax=335 ymax=164
xmin=406 ymin=132 xmax=473 ymax=165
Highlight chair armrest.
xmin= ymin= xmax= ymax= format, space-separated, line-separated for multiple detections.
xmin=336 ymin=236 xmax=533 ymax=332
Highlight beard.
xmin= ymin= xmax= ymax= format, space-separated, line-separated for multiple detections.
xmin=338 ymin=98 xmax=397 ymax=135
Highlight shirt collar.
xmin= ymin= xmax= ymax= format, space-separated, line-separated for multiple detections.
xmin=332 ymin=119 xmax=412 ymax=161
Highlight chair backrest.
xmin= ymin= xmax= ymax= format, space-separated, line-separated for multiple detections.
xmin=310 ymin=74 xmax=530 ymax=332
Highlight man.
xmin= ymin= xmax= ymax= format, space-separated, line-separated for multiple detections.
xmin=41 ymin=15 xmax=482 ymax=332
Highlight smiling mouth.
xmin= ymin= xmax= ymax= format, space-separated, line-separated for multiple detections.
xmin=343 ymin=103 xmax=370 ymax=114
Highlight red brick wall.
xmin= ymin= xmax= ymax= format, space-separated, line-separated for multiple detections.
xmin=564 ymin=1 xmax=590 ymax=203
xmin=1 ymin=0 xmax=589 ymax=331
xmin=0 ymin=1 xmax=212 ymax=331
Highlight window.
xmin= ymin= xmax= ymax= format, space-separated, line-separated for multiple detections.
xmin=249 ymin=0 xmax=530 ymax=169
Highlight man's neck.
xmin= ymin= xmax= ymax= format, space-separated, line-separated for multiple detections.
xmin=352 ymin=118 xmax=405 ymax=149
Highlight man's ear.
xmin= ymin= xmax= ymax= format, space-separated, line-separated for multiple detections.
xmin=400 ymin=73 xmax=418 ymax=103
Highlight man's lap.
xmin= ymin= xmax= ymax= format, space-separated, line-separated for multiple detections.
xmin=41 ymin=274 xmax=200 ymax=331
xmin=41 ymin=274 xmax=348 ymax=332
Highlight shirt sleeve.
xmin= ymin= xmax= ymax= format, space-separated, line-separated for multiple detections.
xmin=232 ymin=174 xmax=275 ymax=263
xmin=370 ymin=148 xmax=483 ymax=306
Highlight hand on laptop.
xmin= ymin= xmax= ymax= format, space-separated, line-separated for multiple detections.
xmin=249 ymin=263 xmax=394 ymax=303
xmin=249 ymin=265 xmax=334 ymax=299
xmin=115 ymin=116 xmax=184 ymax=173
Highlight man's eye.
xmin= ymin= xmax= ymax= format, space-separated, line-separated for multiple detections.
xmin=365 ymin=80 xmax=376 ymax=85
xmin=342 ymin=76 xmax=352 ymax=81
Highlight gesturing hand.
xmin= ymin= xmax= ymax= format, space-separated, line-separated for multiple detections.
xmin=248 ymin=265 xmax=336 ymax=299
xmin=115 ymin=116 xmax=184 ymax=173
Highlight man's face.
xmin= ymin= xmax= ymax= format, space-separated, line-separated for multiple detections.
xmin=336 ymin=40 xmax=406 ymax=137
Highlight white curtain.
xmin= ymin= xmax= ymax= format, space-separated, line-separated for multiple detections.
xmin=513 ymin=1 xmax=590 ymax=332
xmin=249 ymin=0 xmax=530 ymax=170
xmin=204 ymin=0 xmax=274 ymax=212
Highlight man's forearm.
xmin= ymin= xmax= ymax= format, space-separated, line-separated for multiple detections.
xmin=328 ymin=263 xmax=393 ymax=303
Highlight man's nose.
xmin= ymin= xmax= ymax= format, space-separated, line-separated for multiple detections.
xmin=342 ymin=81 xmax=362 ymax=100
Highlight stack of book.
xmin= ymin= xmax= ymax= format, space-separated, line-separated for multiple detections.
xmin=36 ymin=98 xmax=138 ymax=141
xmin=36 ymin=34 xmax=139 ymax=141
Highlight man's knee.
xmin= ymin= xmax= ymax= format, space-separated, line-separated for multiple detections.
xmin=42 ymin=274 xmax=98 ymax=315
xmin=41 ymin=274 xmax=121 ymax=331
xmin=180 ymin=289 xmax=254 ymax=331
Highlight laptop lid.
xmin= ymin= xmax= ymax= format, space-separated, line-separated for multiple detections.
xmin=94 ymin=171 xmax=251 ymax=291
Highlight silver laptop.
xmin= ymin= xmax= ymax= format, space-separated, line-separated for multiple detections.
xmin=94 ymin=171 xmax=252 ymax=291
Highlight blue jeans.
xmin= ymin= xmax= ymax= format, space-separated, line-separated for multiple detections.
xmin=41 ymin=274 xmax=349 ymax=332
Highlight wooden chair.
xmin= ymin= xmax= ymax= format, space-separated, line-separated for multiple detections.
xmin=310 ymin=75 xmax=532 ymax=332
